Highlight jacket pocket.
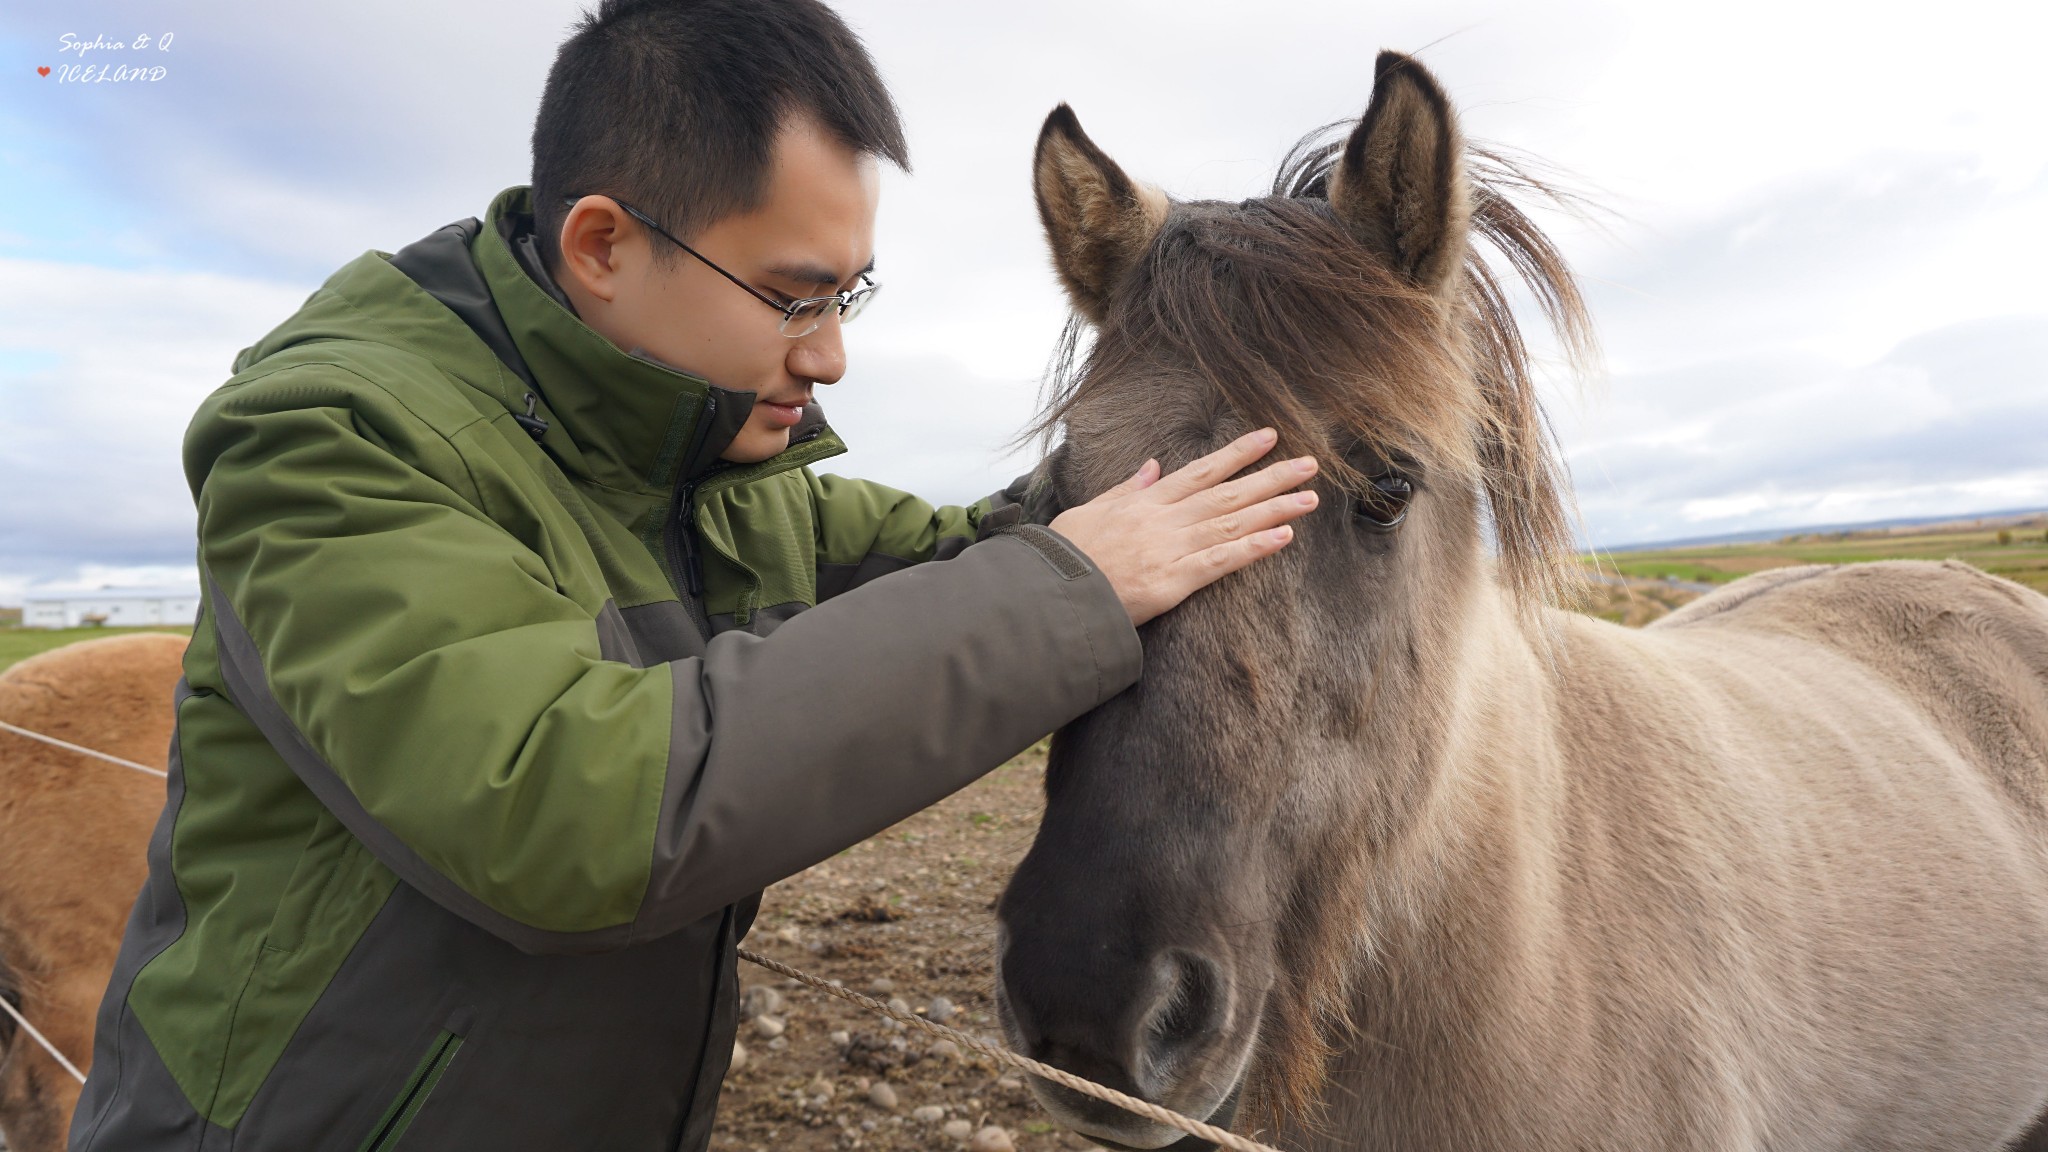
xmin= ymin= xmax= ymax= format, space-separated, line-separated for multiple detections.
xmin=356 ymin=1023 xmax=467 ymax=1152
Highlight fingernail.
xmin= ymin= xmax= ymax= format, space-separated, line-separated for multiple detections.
xmin=1294 ymin=457 xmax=1318 ymax=473
xmin=1295 ymin=492 xmax=1318 ymax=507
xmin=1254 ymin=427 xmax=1277 ymax=444
xmin=1268 ymin=526 xmax=1293 ymax=543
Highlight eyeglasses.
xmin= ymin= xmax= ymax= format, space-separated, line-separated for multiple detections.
xmin=560 ymin=195 xmax=880 ymax=338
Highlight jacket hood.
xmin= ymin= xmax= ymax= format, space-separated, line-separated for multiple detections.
xmin=230 ymin=185 xmax=834 ymax=494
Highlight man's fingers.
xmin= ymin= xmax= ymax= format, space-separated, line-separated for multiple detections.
xmin=1147 ymin=428 xmax=1280 ymax=502
xmin=1174 ymin=525 xmax=1297 ymax=587
xmin=1050 ymin=431 xmax=1315 ymax=627
xmin=1197 ymin=490 xmax=1318 ymax=546
xmin=1191 ymin=454 xmax=1320 ymax=521
xmin=1104 ymin=458 xmax=1160 ymax=499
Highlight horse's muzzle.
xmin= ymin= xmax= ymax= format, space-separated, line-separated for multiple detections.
xmin=996 ymin=926 xmax=1259 ymax=1149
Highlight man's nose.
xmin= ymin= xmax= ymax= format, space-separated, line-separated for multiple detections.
xmin=788 ymin=313 xmax=846 ymax=386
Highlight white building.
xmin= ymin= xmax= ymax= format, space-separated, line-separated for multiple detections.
xmin=20 ymin=586 xmax=202 ymax=629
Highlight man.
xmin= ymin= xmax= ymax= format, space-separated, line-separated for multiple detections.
xmin=68 ymin=1 xmax=1317 ymax=1149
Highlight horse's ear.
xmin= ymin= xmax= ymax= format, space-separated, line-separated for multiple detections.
xmin=1328 ymin=52 xmax=1471 ymax=299
xmin=1033 ymin=104 xmax=1169 ymax=325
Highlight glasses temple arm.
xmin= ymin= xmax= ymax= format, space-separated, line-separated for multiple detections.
xmin=559 ymin=195 xmax=797 ymax=320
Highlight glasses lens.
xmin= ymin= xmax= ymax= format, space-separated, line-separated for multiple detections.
xmin=839 ymin=281 xmax=879 ymax=326
xmin=780 ymin=298 xmax=834 ymax=338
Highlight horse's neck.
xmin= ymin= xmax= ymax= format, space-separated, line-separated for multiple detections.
xmin=1350 ymin=581 xmax=1580 ymax=1025
xmin=1380 ymin=575 xmax=1563 ymax=857
xmin=1294 ymin=587 xmax=1617 ymax=1143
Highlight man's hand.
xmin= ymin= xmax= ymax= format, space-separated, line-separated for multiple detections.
xmin=1047 ymin=428 xmax=1318 ymax=627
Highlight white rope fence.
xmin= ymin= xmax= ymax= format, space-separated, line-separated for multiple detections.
xmin=0 ymin=716 xmax=1278 ymax=1150
xmin=0 ymin=719 xmax=167 ymax=779
xmin=0 ymin=985 xmax=88 ymax=1085
xmin=0 ymin=718 xmax=157 ymax=1085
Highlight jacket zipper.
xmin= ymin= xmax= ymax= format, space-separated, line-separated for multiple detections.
xmin=664 ymin=410 xmax=828 ymax=639
xmin=666 ymin=394 xmax=721 ymax=639
xmin=358 ymin=1029 xmax=464 ymax=1152
xmin=669 ymin=477 xmax=712 ymax=639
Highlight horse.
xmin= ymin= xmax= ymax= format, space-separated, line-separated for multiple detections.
xmin=993 ymin=51 xmax=2048 ymax=1152
xmin=0 ymin=633 xmax=185 ymax=1152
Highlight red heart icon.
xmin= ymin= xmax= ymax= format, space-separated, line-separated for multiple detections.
xmin=37 ymin=65 xmax=51 ymax=77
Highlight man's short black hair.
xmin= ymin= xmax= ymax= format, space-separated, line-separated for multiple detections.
xmin=531 ymin=0 xmax=909 ymax=275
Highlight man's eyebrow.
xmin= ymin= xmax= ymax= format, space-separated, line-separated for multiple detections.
xmin=766 ymin=256 xmax=877 ymax=288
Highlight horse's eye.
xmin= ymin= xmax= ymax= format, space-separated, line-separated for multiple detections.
xmin=1354 ymin=474 xmax=1412 ymax=532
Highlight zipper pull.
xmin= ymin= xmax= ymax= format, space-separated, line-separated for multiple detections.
xmin=513 ymin=392 xmax=550 ymax=441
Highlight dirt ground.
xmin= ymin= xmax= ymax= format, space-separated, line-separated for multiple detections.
xmin=711 ymin=741 xmax=1101 ymax=1152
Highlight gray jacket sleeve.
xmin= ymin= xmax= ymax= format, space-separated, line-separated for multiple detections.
xmin=630 ymin=523 xmax=1137 ymax=943
xmin=955 ymin=453 xmax=1071 ymax=552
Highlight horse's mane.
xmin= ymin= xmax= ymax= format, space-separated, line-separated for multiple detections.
xmin=1036 ymin=123 xmax=1598 ymax=609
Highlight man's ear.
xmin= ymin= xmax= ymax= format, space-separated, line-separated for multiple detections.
xmin=1033 ymin=104 xmax=1169 ymax=326
xmin=556 ymin=195 xmax=633 ymax=305
xmin=1327 ymin=52 xmax=1471 ymax=300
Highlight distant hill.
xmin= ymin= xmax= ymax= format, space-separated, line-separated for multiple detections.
xmin=1586 ymin=510 xmax=2048 ymax=597
xmin=1601 ymin=507 xmax=2048 ymax=554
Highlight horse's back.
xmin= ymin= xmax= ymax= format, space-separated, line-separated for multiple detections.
xmin=1652 ymin=559 xmax=2048 ymax=820
xmin=1 ymin=630 xmax=189 ymax=755
xmin=0 ymin=632 xmax=185 ymax=1148
xmin=0 ymin=626 xmax=184 ymax=898
xmin=0 ymin=628 xmax=185 ymax=879
xmin=1546 ymin=561 xmax=2048 ymax=1150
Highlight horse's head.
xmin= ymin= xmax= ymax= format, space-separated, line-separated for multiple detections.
xmin=994 ymin=52 xmax=1590 ymax=1147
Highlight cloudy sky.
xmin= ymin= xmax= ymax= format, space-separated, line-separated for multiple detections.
xmin=3 ymin=0 xmax=2044 ymax=600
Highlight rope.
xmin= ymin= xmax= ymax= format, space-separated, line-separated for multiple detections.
xmin=0 ymin=990 xmax=89 ymax=1085
xmin=0 ymin=716 xmax=1275 ymax=1145
xmin=738 ymin=947 xmax=1283 ymax=1152
xmin=0 ymin=719 xmax=167 ymax=779
xmin=0 ymin=717 xmax=154 ymax=1087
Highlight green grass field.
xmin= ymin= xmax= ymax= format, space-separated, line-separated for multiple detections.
xmin=0 ymin=626 xmax=191 ymax=675
xmin=1589 ymin=519 xmax=2048 ymax=596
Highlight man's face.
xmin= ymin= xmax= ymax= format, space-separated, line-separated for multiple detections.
xmin=554 ymin=113 xmax=881 ymax=464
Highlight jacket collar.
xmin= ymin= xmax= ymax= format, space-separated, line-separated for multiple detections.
xmin=469 ymin=185 xmax=833 ymax=494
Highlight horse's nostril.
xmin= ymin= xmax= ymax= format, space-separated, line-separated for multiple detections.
xmin=1136 ymin=950 xmax=1228 ymax=1093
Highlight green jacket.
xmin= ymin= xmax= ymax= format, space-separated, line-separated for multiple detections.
xmin=71 ymin=186 xmax=1139 ymax=1152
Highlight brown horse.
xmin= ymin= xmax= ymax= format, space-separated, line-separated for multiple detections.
xmin=994 ymin=52 xmax=2048 ymax=1152
xmin=0 ymin=633 xmax=184 ymax=1152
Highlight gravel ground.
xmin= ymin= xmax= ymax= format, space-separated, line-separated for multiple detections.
xmin=710 ymin=741 xmax=1099 ymax=1152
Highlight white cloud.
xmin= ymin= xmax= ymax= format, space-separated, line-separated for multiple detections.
xmin=816 ymin=350 xmax=1043 ymax=506
xmin=0 ymin=255 xmax=308 ymax=596
xmin=1 ymin=0 xmax=2044 ymax=579
xmin=1563 ymin=314 xmax=2048 ymax=546
xmin=1571 ymin=152 xmax=2048 ymax=372
xmin=0 ymin=562 xmax=202 ymax=608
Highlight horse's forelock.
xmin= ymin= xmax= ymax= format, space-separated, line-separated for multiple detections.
xmin=1037 ymin=195 xmax=1480 ymax=495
